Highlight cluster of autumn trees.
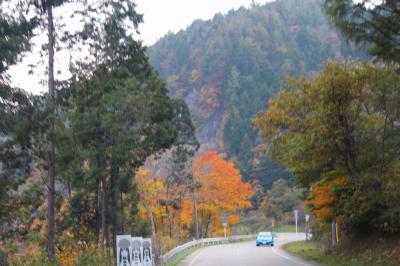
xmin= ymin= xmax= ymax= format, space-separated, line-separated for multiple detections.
xmin=254 ymin=0 xmax=400 ymax=237
xmin=1 ymin=0 xmax=399 ymax=264
xmin=0 ymin=1 xmax=255 ymax=262
xmin=136 ymin=151 xmax=254 ymax=240
xmin=1 ymin=1 xmax=206 ymax=265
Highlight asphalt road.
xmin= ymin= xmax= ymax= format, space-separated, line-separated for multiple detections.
xmin=179 ymin=233 xmax=322 ymax=266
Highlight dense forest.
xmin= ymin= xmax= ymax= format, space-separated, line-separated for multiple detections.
xmin=148 ymin=0 xmax=365 ymax=190
xmin=1 ymin=0 xmax=399 ymax=265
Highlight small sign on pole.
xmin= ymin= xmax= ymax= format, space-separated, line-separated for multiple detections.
xmin=222 ymin=214 xmax=227 ymax=238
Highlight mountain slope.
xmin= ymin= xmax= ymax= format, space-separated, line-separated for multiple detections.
xmin=147 ymin=0 xmax=364 ymax=188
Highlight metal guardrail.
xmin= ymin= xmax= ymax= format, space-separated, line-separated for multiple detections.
xmin=159 ymin=234 xmax=256 ymax=266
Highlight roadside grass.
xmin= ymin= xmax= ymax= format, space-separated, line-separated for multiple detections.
xmin=166 ymin=246 xmax=201 ymax=266
xmin=274 ymin=225 xmax=304 ymax=232
xmin=283 ymin=240 xmax=396 ymax=266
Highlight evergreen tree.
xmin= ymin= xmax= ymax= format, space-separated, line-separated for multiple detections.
xmin=0 ymin=2 xmax=36 ymax=248
xmin=57 ymin=0 xmax=196 ymax=258
xmin=324 ymin=0 xmax=400 ymax=63
xmin=0 ymin=2 xmax=35 ymax=133
xmin=3 ymin=0 xmax=73 ymax=260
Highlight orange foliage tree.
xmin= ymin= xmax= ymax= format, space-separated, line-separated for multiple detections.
xmin=306 ymin=176 xmax=348 ymax=223
xmin=181 ymin=151 xmax=254 ymax=237
xmin=135 ymin=151 xmax=254 ymax=239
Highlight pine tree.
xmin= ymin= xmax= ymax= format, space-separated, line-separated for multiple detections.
xmin=0 ymin=3 xmax=35 ymax=132
xmin=58 ymin=0 xmax=196 ymax=258
xmin=26 ymin=1 xmax=70 ymax=260
xmin=324 ymin=0 xmax=400 ymax=63
xmin=0 ymin=2 xmax=36 ymax=249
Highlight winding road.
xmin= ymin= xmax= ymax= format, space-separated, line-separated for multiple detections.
xmin=179 ymin=233 xmax=322 ymax=266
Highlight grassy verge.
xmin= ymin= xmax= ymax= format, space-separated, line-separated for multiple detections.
xmin=166 ymin=246 xmax=201 ymax=266
xmin=283 ymin=240 xmax=395 ymax=266
xmin=274 ymin=225 xmax=305 ymax=232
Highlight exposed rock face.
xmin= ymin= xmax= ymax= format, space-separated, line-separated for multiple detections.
xmin=147 ymin=0 xmax=364 ymax=184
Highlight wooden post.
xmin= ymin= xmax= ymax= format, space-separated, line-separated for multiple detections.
xmin=336 ymin=221 xmax=339 ymax=243
xmin=332 ymin=219 xmax=337 ymax=246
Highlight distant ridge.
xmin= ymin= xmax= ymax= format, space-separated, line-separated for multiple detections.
xmin=147 ymin=0 xmax=364 ymax=188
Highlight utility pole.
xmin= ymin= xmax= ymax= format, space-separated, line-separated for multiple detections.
xmin=192 ymin=159 xmax=200 ymax=239
xmin=294 ymin=210 xmax=298 ymax=234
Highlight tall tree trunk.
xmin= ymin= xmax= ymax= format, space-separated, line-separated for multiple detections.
xmin=46 ymin=3 xmax=56 ymax=262
xmin=101 ymin=174 xmax=107 ymax=254
xmin=164 ymin=205 xmax=169 ymax=236
xmin=105 ymin=225 xmax=110 ymax=262
xmin=110 ymin=164 xmax=119 ymax=259
xmin=204 ymin=211 xmax=212 ymax=238
xmin=96 ymin=178 xmax=100 ymax=246
xmin=146 ymin=208 xmax=156 ymax=237
xmin=170 ymin=208 xmax=176 ymax=238
xmin=192 ymin=160 xmax=199 ymax=239
xmin=120 ymin=191 xmax=124 ymax=234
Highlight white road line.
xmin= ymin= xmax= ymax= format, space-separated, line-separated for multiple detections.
xmin=188 ymin=248 xmax=206 ymax=266
xmin=272 ymin=245 xmax=310 ymax=266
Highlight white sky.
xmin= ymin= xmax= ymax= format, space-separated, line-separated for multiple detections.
xmin=9 ymin=0 xmax=271 ymax=95
xmin=135 ymin=0 xmax=269 ymax=45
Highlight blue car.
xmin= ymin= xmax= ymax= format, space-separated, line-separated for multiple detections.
xmin=256 ymin=231 xmax=274 ymax=247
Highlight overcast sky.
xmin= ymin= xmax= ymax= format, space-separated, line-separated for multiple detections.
xmin=9 ymin=0 xmax=271 ymax=95
xmin=135 ymin=0 xmax=271 ymax=45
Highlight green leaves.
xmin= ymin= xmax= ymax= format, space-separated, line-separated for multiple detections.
xmin=0 ymin=13 xmax=35 ymax=78
xmin=53 ymin=0 xmax=199 ymax=245
xmin=324 ymin=0 xmax=400 ymax=64
xmin=255 ymin=61 xmax=400 ymax=233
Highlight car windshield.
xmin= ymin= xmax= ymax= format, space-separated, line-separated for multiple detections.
xmin=258 ymin=232 xmax=272 ymax=237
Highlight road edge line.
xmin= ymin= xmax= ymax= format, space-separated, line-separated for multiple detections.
xmin=188 ymin=248 xmax=206 ymax=266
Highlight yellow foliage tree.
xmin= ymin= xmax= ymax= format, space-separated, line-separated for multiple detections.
xmin=135 ymin=168 xmax=165 ymax=237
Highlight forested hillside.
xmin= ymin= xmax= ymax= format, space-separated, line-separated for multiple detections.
xmin=148 ymin=0 xmax=364 ymax=188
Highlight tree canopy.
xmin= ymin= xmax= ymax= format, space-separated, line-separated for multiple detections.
xmin=148 ymin=0 xmax=365 ymax=190
xmin=324 ymin=0 xmax=400 ymax=64
xmin=254 ymin=62 xmax=400 ymax=233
